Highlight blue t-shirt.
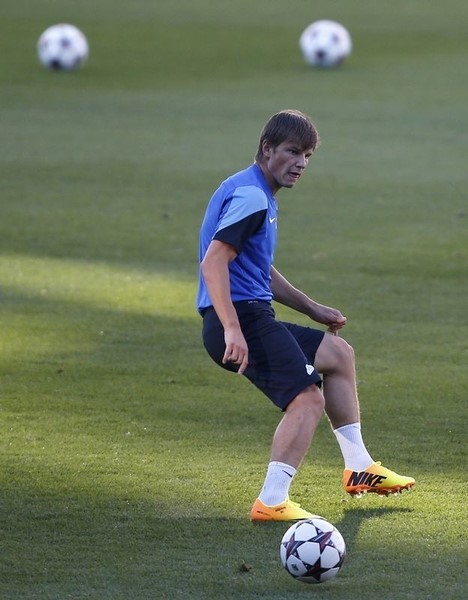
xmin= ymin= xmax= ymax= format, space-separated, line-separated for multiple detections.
xmin=197 ymin=163 xmax=278 ymax=312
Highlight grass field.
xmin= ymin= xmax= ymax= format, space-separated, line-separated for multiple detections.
xmin=1 ymin=1 xmax=467 ymax=598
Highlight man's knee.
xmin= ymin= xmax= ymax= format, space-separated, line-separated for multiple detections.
xmin=287 ymin=385 xmax=325 ymax=414
xmin=334 ymin=336 xmax=355 ymax=364
xmin=316 ymin=334 xmax=355 ymax=373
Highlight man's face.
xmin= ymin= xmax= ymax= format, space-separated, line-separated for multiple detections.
xmin=261 ymin=139 xmax=313 ymax=193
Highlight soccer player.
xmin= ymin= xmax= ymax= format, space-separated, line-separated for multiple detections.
xmin=197 ymin=109 xmax=415 ymax=521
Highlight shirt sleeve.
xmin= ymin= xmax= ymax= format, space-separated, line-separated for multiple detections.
xmin=213 ymin=185 xmax=267 ymax=254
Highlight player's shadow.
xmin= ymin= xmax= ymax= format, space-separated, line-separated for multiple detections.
xmin=334 ymin=504 xmax=414 ymax=554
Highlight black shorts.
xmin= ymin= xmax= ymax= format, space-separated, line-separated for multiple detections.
xmin=202 ymin=300 xmax=324 ymax=410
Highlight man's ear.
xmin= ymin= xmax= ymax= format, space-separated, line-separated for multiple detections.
xmin=262 ymin=141 xmax=271 ymax=158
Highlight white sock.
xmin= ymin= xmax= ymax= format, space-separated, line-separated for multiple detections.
xmin=258 ymin=461 xmax=297 ymax=506
xmin=333 ymin=423 xmax=374 ymax=471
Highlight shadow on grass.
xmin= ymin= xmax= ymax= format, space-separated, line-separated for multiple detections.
xmin=335 ymin=504 xmax=415 ymax=554
xmin=4 ymin=471 xmax=467 ymax=600
xmin=0 ymin=485 xmax=417 ymax=600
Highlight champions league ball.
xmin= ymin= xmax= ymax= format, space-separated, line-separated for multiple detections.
xmin=280 ymin=517 xmax=346 ymax=584
xmin=37 ymin=24 xmax=89 ymax=71
xmin=299 ymin=20 xmax=352 ymax=68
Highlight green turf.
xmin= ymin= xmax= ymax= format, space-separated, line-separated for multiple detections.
xmin=1 ymin=1 xmax=467 ymax=598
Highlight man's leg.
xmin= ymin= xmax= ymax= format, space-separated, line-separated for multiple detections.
xmin=314 ymin=333 xmax=360 ymax=428
xmin=315 ymin=333 xmax=415 ymax=496
xmin=250 ymin=385 xmax=324 ymax=521
xmin=270 ymin=385 xmax=325 ymax=468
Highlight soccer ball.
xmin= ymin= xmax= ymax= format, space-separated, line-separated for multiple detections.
xmin=299 ymin=20 xmax=352 ymax=68
xmin=37 ymin=24 xmax=89 ymax=71
xmin=280 ymin=517 xmax=346 ymax=584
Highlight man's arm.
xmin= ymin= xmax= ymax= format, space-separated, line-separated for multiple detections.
xmin=270 ymin=266 xmax=347 ymax=334
xmin=200 ymin=240 xmax=249 ymax=374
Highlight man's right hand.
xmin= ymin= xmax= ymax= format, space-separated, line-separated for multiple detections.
xmin=223 ymin=327 xmax=249 ymax=375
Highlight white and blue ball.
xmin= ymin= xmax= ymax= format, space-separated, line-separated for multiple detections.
xmin=37 ymin=24 xmax=89 ymax=71
xmin=280 ymin=517 xmax=346 ymax=584
xmin=299 ymin=20 xmax=352 ymax=68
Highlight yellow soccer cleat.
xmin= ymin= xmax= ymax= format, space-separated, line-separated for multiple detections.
xmin=343 ymin=462 xmax=415 ymax=497
xmin=250 ymin=497 xmax=317 ymax=522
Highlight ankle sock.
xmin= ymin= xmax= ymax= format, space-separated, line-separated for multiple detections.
xmin=258 ymin=461 xmax=297 ymax=506
xmin=333 ymin=423 xmax=374 ymax=471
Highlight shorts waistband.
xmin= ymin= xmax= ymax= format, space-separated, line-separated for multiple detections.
xmin=200 ymin=299 xmax=271 ymax=317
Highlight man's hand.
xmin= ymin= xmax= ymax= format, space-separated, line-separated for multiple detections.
xmin=270 ymin=267 xmax=347 ymax=334
xmin=309 ymin=303 xmax=347 ymax=335
xmin=223 ymin=327 xmax=249 ymax=375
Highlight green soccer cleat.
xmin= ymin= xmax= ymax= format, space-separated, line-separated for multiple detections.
xmin=343 ymin=462 xmax=415 ymax=497
xmin=250 ymin=497 xmax=317 ymax=522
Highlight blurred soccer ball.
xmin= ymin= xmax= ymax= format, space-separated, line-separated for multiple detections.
xmin=299 ymin=20 xmax=352 ymax=68
xmin=280 ymin=517 xmax=346 ymax=584
xmin=37 ymin=24 xmax=89 ymax=71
